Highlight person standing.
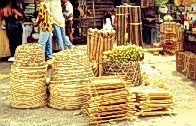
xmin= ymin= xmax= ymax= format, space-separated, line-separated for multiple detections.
xmin=1 ymin=0 xmax=24 ymax=61
xmin=61 ymin=0 xmax=73 ymax=43
xmin=47 ymin=0 xmax=74 ymax=50
xmin=33 ymin=0 xmax=53 ymax=60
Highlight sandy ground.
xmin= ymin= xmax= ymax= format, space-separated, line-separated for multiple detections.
xmin=1 ymin=46 xmax=196 ymax=126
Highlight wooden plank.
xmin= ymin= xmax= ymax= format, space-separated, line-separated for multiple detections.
xmin=117 ymin=7 xmax=120 ymax=46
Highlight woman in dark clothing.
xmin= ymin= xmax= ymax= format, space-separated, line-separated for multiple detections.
xmin=1 ymin=0 xmax=24 ymax=61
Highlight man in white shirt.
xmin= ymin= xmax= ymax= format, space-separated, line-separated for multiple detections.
xmin=61 ymin=0 xmax=73 ymax=43
xmin=47 ymin=0 xmax=74 ymax=50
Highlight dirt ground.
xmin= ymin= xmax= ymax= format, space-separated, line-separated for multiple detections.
xmin=1 ymin=45 xmax=196 ymax=126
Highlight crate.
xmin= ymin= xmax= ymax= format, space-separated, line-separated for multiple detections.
xmin=160 ymin=41 xmax=176 ymax=55
xmin=176 ymin=51 xmax=185 ymax=73
xmin=160 ymin=22 xmax=178 ymax=34
xmin=184 ymin=52 xmax=196 ymax=80
xmin=176 ymin=41 xmax=184 ymax=52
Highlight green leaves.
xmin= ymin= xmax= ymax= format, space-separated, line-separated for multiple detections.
xmin=155 ymin=0 xmax=169 ymax=6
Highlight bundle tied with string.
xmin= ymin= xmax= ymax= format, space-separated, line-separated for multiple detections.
xmin=84 ymin=76 xmax=137 ymax=124
xmin=49 ymin=49 xmax=94 ymax=110
xmin=10 ymin=43 xmax=47 ymax=108
xmin=87 ymin=28 xmax=116 ymax=76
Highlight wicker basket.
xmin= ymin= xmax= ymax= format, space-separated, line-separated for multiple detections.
xmin=49 ymin=49 xmax=94 ymax=110
xmin=10 ymin=43 xmax=47 ymax=108
xmin=102 ymin=61 xmax=141 ymax=86
xmin=13 ymin=43 xmax=45 ymax=67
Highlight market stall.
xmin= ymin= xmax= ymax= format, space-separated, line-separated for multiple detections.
xmin=4 ymin=0 xmax=196 ymax=125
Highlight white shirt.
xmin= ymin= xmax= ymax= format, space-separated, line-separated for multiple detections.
xmin=62 ymin=1 xmax=73 ymax=21
xmin=47 ymin=0 xmax=65 ymax=27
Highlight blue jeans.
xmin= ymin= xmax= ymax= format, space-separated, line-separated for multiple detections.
xmin=53 ymin=24 xmax=73 ymax=50
xmin=38 ymin=31 xmax=52 ymax=58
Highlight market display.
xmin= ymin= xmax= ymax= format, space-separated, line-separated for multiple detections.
xmin=141 ymin=64 xmax=166 ymax=88
xmin=160 ymin=22 xmax=181 ymax=55
xmin=103 ymin=44 xmax=144 ymax=62
xmin=116 ymin=6 xmax=142 ymax=46
xmin=102 ymin=45 xmax=143 ymax=86
xmin=84 ymin=76 xmax=135 ymax=124
xmin=176 ymin=51 xmax=196 ymax=80
xmin=176 ymin=29 xmax=184 ymax=52
xmin=128 ymin=86 xmax=175 ymax=116
xmin=87 ymin=28 xmax=116 ymax=76
xmin=49 ymin=49 xmax=94 ymax=110
xmin=10 ymin=43 xmax=47 ymax=108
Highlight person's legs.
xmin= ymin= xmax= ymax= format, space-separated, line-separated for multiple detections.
xmin=59 ymin=27 xmax=74 ymax=49
xmin=6 ymin=23 xmax=15 ymax=57
xmin=14 ymin=24 xmax=23 ymax=50
xmin=38 ymin=31 xmax=50 ymax=57
xmin=65 ymin=20 xmax=73 ymax=43
xmin=45 ymin=32 xmax=52 ymax=59
xmin=52 ymin=24 xmax=64 ymax=51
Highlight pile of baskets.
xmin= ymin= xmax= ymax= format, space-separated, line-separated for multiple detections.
xmin=10 ymin=43 xmax=47 ymax=108
xmin=49 ymin=49 xmax=94 ymax=109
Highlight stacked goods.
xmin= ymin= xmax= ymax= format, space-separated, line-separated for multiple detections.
xmin=116 ymin=6 xmax=142 ymax=46
xmin=10 ymin=43 xmax=47 ymax=108
xmin=102 ymin=44 xmax=144 ymax=86
xmin=176 ymin=51 xmax=186 ymax=73
xmin=160 ymin=22 xmax=180 ymax=55
xmin=84 ymin=76 xmax=137 ymax=124
xmin=49 ymin=49 xmax=94 ymax=110
xmin=128 ymin=86 xmax=175 ymax=116
xmin=176 ymin=51 xmax=196 ymax=80
xmin=87 ymin=28 xmax=116 ymax=76
xmin=141 ymin=64 xmax=166 ymax=88
xmin=176 ymin=29 xmax=184 ymax=51
xmin=182 ymin=52 xmax=196 ymax=80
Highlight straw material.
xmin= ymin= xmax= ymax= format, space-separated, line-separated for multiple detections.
xmin=49 ymin=49 xmax=94 ymax=110
xmin=13 ymin=43 xmax=45 ymax=67
xmin=10 ymin=43 xmax=47 ymax=108
xmin=127 ymin=86 xmax=175 ymax=117
xmin=84 ymin=76 xmax=137 ymax=124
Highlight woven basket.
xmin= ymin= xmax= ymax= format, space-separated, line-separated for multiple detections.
xmin=49 ymin=49 xmax=94 ymax=110
xmin=102 ymin=61 xmax=141 ymax=86
xmin=13 ymin=43 xmax=45 ymax=67
xmin=10 ymin=43 xmax=47 ymax=108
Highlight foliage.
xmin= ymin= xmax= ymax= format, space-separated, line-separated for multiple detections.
xmin=155 ymin=0 xmax=169 ymax=6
